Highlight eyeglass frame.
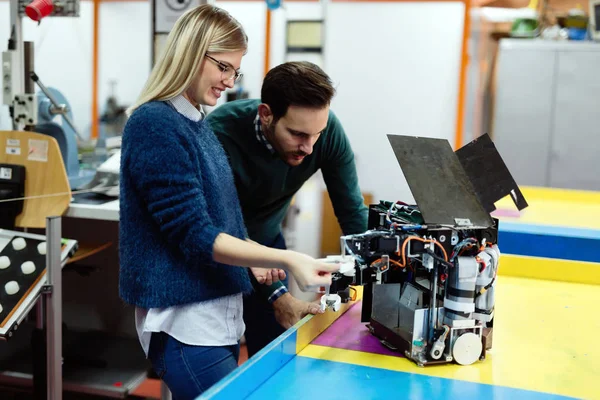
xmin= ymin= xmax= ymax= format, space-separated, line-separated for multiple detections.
xmin=204 ymin=54 xmax=243 ymax=83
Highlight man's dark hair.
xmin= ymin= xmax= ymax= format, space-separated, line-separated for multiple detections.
xmin=261 ymin=61 xmax=335 ymax=121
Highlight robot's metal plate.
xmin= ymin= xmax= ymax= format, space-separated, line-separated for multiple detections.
xmin=386 ymin=135 xmax=493 ymax=228
xmin=455 ymin=133 xmax=528 ymax=214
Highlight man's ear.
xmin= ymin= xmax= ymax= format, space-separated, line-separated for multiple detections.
xmin=258 ymin=103 xmax=273 ymax=126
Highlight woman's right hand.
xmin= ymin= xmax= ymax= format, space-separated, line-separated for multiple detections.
xmin=212 ymin=233 xmax=339 ymax=290
xmin=284 ymin=251 xmax=340 ymax=292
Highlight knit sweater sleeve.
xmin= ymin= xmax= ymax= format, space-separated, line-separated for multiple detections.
xmin=124 ymin=110 xmax=223 ymax=265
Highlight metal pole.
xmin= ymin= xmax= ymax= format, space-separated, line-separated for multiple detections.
xmin=45 ymin=216 xmax=62 ymax=400
xmin=31 ymin=72 xmax=84 ymax=141
xmin=8 ymin=0 xmax=24 ymax=131
xmin=23 ymin=42 xmax=35 ymax=94
xmin=430 ymin=265 xmax=438 ymax=344
xmin=9 ymin=0 xmax=24 ymax=95
xmin=33 ymin=298 xmax=46 ymax=400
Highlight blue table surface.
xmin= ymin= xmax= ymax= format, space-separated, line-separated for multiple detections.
xmin=245 ymin=356 xmax=577 ymax=400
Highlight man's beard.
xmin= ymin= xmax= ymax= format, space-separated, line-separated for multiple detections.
xmin=263 ymin=123 xmax=307 ymax=165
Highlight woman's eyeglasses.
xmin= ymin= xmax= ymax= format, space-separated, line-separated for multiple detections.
xmin=205 ymin=54 xmax=243 ymax=83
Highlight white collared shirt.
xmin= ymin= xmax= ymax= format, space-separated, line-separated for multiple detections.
xmin=135 ymin=94 xmax=244 ymax=356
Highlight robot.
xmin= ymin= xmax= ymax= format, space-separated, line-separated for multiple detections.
xmin=320 ymin=133 xmax=528 ymax=367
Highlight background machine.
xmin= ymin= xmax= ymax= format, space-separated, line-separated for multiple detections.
xmin=321 ymin=133 xmax=528 ymax=367
xmin=3 ymin=0 xmax=102 ymax=191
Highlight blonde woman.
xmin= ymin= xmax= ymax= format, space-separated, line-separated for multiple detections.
xmin=118 ymin=5 xmax=338 ymax=398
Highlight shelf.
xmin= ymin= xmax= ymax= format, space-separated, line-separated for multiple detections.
xmin=66 ymin=241 xmax=113 ymax=265
xmin=0 ymin=322 xmax=150 ymax=398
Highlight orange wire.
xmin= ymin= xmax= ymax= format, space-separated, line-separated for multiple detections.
xmin=369 ymin=237 xmax=450 ymax=272
xmin=396 ymin=237 xmax=449 ymax=267
xmin=371 ymin=258 xmax=406 ymax=270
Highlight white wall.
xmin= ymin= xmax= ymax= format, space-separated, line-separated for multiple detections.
xmin=206 ymin=1 xmax=266 ymax=111
xmin=99 ymin=2 xmax=150 ymax=119
xmin=0 ymin=1 xmax=150 ymax=137
xmin=0 ymin=1 xmax=94 ymax=132
xmin=208 ymin=1 xmax=324 ymax=111
xmin=325 ymin=1 xmax=465 ymax=204
xmin=1 ymin=1 xmax=464 ymax=145
xmin=270 ymin=1 xmax=324 ymax=66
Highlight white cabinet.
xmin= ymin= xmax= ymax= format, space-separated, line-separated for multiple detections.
xmin=492 ymin=39 xmax=600 ymax=191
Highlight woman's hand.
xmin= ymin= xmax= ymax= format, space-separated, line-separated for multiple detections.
xmin=283 ymin=251 xmax=340 ymax=291
xmin=212 ymin=233 xmax=337 ymax=290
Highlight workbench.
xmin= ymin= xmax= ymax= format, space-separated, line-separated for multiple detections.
xmin=200 ymin=186 xmax=600 ymax=400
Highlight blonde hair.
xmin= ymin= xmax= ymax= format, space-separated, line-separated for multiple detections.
xmin=127 ymin=4 xmax=247 ymax=115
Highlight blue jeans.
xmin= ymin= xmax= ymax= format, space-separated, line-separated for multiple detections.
xmin=148 ymin=331 xmax=240 ymax=400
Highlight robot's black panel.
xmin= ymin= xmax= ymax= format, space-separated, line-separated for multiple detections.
xmin=387 ymin=135 xmax=493 ymax=228
xmin=455 ymin=133 xmax=528 ymax=214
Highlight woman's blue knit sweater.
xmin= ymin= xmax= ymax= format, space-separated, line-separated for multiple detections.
xmin=118 ymin=101 xmax=252 ymax=309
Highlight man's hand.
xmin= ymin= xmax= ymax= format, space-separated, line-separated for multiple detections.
xmin=273 ymin=293 xmax=323 ymax=329
xmin=250 ymin=267 xmax=286 ymax=285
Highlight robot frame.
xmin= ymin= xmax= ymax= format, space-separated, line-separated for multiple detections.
xmin=320 ymin=133 xmax=528 ymax=367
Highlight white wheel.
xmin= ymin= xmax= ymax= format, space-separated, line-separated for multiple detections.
xmin=452 ymin=332 xmax=483 ymax=365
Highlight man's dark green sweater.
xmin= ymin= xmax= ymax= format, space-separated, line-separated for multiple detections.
xmin=206 ymin=99 xmax=368 ymax=300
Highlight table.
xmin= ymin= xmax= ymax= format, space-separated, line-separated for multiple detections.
xmin=66 ymin=197 xmax=119 ymax=222
xmin=199 ymin=185 xmax=600 ymax=400
xmin=201 ymin=272 xmax=599 ymax=400
xmin=493 ymin=186 xmax=600 ymax=285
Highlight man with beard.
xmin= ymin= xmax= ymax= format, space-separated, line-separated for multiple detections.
xmin=206 ymin=61 xmax=368 ymax=358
